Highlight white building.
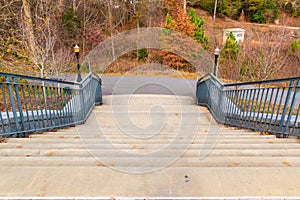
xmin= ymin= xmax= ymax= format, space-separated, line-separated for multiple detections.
xmin=223 ymin=28 xmax=246 ymax=44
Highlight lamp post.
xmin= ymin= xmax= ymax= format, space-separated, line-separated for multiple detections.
xmin=74 ymin=44 xmax=82 ymax=82
xmin=213 ymin=0 xmax=218 ymax=23
xmin=214 ymin=47 xmax=220 ymax=77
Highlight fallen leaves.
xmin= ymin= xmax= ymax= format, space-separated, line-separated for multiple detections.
xmin=260 ymin=132 xmax=271 ymax=135
xmin=45 ymin=151 xmax=56 ymax=157
xmin=282 ymin=161 xmax=291 ymax=166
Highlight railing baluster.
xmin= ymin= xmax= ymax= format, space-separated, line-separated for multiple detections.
xmin=65 ymin=87 xmax=71 ymax=124
xmin=41 ymin=85 xmax=50 ymax=128
xmin=32 ymin=85 xmax=41 ymax=129
xmin=13 ymin=77 xmax=26 ymax=137
xmin=79 ymin=85 xmax=85 ymax=121
xmin=53 ymin=87 xmax=59 ymax=126
xmin=37 ymin=85 xmax=45 ymax=128
xmin=70 ymin=88 xmax=75 ymax=123
xmin=263 ymin=88 xmax=274 ymax=131
xmin=227 ymin=90 xmax=235 ymax=125
xmin=255 ymin=88 xmax=265 ymax=130
xmin=207 ymin=81 xmax=212 ymax=110
xmin=0 ymin=110 xmax=5 ymax=134
xmin=269 ymin=88 xmax=280 ymax=132
xmin=52 ymin=87 xmax=58 ymax=126
xmin=49 ymin=87 xmax=55 ymax=126
xmin=278 ymin=81 xmax=294 ymax=137
xmin=238 ymin=88 xmax=247 ymax=127
xmin=21 ymin=84 xmax=30 ymax=136
xmin=74 ymin=88 xmax=78 ymax=122
xmin=259 ymin=88 xmax=270 ymax=129
xmin=58 ymin=88 xmax=65 ymax=124
xmin=1 ymin=84 xmax=12 ymax=133
xmin=0 ymin=83 xmax=6 ymax=134
xmin=244 ymin=89 xmax=253 ymax=128
xmin=249 ymin=88 xmax=259 ymax=128
xmin=283 ymin=80 xmax=299 ymax=136
xmin=291 ymin=104 xmax=300 ymax=135
xmin=233 ymin=89 xmax=239 ymax=124
xmin=27 ymin=85 xmax=37 ymax=130
xmin=297 ymin=122 xmax=300 ymax=138
xmin=223 ymin=90 xmax=229 ymax=123
xmin=239 ymin=89 xmax=248 ymax=128
xmin=45 ymin=86 xmax=53 ymax=127
xmin=6 ymin=76 xmax=21 ymax=135
xmin=55 ymin=87 xmax=63 ymax=126
xmin=274 ymin=88 xmax=285 ymax=135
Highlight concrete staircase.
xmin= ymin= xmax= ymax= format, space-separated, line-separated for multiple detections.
xmin=0 ymin=94 xmax=300 ymax=197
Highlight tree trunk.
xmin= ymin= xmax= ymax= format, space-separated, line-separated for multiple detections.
xmin=22 ymin=0 xmax=41 ymax=76
xmin=108 ymin=0 xmax=115 ymax=61
xmin=183 ymin=0 xmax=187 ymax=16
xmin=73 ymin=0 xmax=76 ymax=10
xmin=82 ymin=0 xmax=86 ymax=57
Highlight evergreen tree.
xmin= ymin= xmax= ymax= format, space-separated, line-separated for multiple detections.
xmin=222 ymin=32 xmax=240 ymax=60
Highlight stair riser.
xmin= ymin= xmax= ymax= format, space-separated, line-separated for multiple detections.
xmin=0 ymin=156 xmax=298 ymax=167
xmin=1 ymin=149 xmax=300 ymax=157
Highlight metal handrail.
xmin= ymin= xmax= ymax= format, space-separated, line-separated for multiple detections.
xmin=224 ymin=76 xmax=300 ymax=87
xmin=0 ymin=72 xmax=102 ymax=138
xmin=0 ymin=72 xmax=80 ymax=85
xmin=197 ymin=73 xmax=300 ymax=138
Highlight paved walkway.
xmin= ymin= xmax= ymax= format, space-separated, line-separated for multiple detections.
xmin=101 ymin=76 xmax=196 ymax=96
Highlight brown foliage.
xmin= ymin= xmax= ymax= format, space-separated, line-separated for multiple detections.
xmin=162 ymin=0 xmax=196 ymax=72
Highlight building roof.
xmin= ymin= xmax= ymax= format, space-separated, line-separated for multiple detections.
xmin=223 ymin=28 xmax=246 ymax=32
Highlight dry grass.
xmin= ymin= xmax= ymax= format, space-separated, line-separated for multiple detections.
xmin=232 ymin=98 xmax=299 ymax=115
xmin=102 ymin=70 xmax=200 ymax=79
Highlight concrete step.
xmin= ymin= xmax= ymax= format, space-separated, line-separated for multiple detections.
xmin=7 ymin=137 xmax=298 ymax=144
xmin=29 ymin=133 xmax=275 ymax=139
xmin=1 ymin=148 xmax=300 ymax=157
xmin=0 ymin=156 xmax=299 ymax=167
xmin=42 ymin=128 xmax=262 ymax=134
xmin=96 ymin=105 xmax=209 ymax=113
xmin=1 ymin=94 xmax=300 ymax=196
xmin=102 ymin=95 xmax=196 ymax=105
xmin=1 ymin=142 xmax=299 ymax=150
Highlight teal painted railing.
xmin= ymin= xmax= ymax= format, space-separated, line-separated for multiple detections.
xmin=197 ymin=73 xmax=300 ymax=138
xmin=0 ymin=72 xmax=102 ymax=138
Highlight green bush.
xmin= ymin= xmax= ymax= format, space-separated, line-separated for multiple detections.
xmin=188 ymin=9 xmax=209 ymax=49
xmin=288 ymin=40 xmax=300 ymax=54
xmin=245 ymin=0 xmax=279 ymax=23
xmin=62 ymin=7 xmax=81 ymax=39
xmin=251 ymin=9 xmax=265 ymax=23
xmin=138 ymin=48 xmax=148 ymax=61
xmin=195 ymin=0 xmax=214 ymax=14
xmin=193 ymin=0 xmax=280 ymax=23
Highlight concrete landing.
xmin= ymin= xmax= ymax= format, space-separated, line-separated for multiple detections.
xmin=0 ymin=166 xmax=300 ymax=197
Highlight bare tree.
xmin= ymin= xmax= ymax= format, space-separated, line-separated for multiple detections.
xmin=0 ymin=0 xmax=23 ymax=72
xmin=21 ymin=0 xmax=58 ymax=78
xmin=245 ymin=31 xmax=290 ymax=81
